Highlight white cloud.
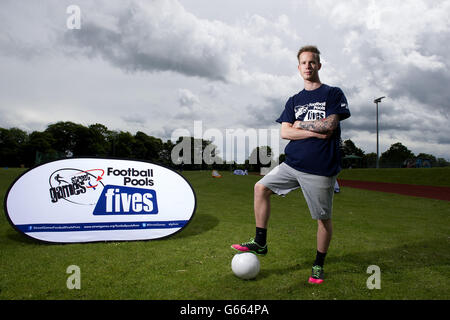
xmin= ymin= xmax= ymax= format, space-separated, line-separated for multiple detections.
xmin=121 ymin=113 xmax=147 ymax=127
xmin=62 ymin=0 xmax=302 ymax=90
xmin=178 ymin=89 xmax=200 ymax=107
xmin=1 ymin=0 xmax=450 ymax=160
xmin=306 ymin=0 xmax=450 ymax=159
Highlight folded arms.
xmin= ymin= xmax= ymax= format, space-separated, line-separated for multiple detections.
xmin=280 ymin=114 xmax=340 ymax=141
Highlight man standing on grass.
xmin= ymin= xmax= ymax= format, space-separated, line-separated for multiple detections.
xmin=231 ymin=45 xmax=351 ymax=284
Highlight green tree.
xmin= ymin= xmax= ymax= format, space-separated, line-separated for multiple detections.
xmin=0 ymin=127 xmax=29 ymax=166
xmin=86 ymin=123 xmax=110 ymax=157
xmin=25 ymin=131 xmax=59 ymax=166
xmin=416 ymin=153 xmax=437 ymax=167
xmin=247 ymin=146 xmax=273 ymax=172
xmin=159 ymin=140 xmax=176 ymax=168
xmin=341 ymin=139 xmax=365 ymax=157
xmin=45 ymin=121 xmax=87 ymax=156
xmin=72 ymin=125 xmax=92 ymax=156
xmin=380 ymin=142 xmax=415 ymax=168
xmin=170 ymin=136 xmax=216 ymax=170
xmin=340 ymin=139 xmax=365 ymax=168
xmin=134 ymin=131 xmax=163 ymax=162
xmin=363 ymin=152 xmax=377 ymax=168
xmin=436 ymin=158 xmax=450 ymax=167
xmin=111 ymin=131 xmax=135 ymax=158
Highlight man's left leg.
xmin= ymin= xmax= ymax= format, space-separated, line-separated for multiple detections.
xmin=309 ymin=218 xmax=333 ymax=284
xmin=296 ymin=171 xmax=336 ymax=284
xmin=317 ymin=218 xmax=333 ymax=255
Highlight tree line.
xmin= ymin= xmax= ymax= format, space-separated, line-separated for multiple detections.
xmin=0 ymin=121 xmax=448 ymax=169
xmin=0 ymin=121 xmax=267 ymax=171
xmin=0 ymin=122 xmax=169 ymax=168
xmin=340 ymin=139 xmax=449 ymax=168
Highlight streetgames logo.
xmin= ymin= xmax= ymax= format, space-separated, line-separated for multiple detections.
xmin=49 ymin=169 xmax=105 ymax=205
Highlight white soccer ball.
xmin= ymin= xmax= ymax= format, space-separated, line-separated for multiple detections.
xmin=231 ymin=253 xmax=260 ymax=279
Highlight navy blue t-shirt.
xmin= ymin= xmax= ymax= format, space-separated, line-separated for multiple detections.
xmin=276 ymin=84 xmax=350 ymax=177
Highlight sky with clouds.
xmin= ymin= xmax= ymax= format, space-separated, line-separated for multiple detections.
xmin=1 ymin=0 xmax=449 ymax=162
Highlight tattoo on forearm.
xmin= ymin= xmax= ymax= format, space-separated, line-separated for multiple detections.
xmin=296 ymin=114 xmax=339 ymax=133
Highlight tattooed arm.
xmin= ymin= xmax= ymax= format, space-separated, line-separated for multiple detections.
xmin=280 ymin=122 xmax=331 ymax=140
xmin=294 ymin=114 xmax=340 ymax=134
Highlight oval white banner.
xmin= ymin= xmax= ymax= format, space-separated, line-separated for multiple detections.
xmin=5 ymin=158 xmax=196 ymax=243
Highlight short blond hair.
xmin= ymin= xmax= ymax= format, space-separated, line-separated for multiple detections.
xmin=297 ymin=45 xmax=321 ymax=63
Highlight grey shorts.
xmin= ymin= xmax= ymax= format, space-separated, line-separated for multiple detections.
xmin=257 ymin=162 xmax=337 ymax=220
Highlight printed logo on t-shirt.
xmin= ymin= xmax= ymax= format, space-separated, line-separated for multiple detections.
xmin=304 ymin=110 xmax=326 ymax=121
xmin=294 ymin=102 xmax=326 ymax=121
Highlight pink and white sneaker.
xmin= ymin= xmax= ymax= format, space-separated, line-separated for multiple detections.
xmin=231 ymin=238 xmax=267 ymax=256
xmin=308 ymin=265 xmax=324 ymax=284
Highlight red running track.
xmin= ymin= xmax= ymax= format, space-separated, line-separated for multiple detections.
xmin=337 ymin=179 xmax=450 ymax=201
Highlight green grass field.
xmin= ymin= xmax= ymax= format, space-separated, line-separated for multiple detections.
xmin=0 ymin=167 xmax=449 ymax=300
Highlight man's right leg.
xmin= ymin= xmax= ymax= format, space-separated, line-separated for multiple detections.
xmin=231 ymin=163 xmax=300 ymax=255
xmin=231 ymin=183 xmax=272 ymax=255
xmin=254 ymin=182 xmax=273 ymax=229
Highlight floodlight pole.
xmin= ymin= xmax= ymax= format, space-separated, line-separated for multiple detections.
xmin=373 ymin=96 xmax=385 ymax=168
